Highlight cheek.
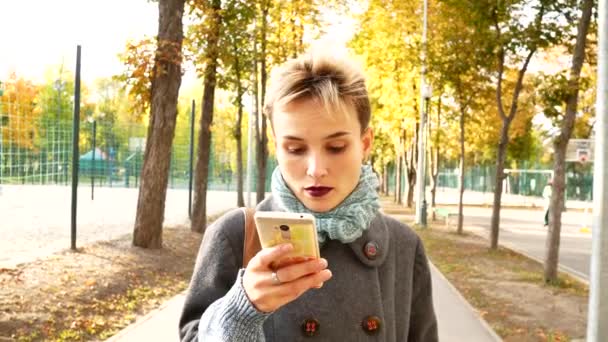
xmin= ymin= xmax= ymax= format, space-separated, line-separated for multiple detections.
xmin=278 ymin=155 xmax=306 ymax=179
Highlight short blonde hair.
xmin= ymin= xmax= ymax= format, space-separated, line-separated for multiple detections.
xmin=264 ymin=52 xmax=371 ymax=132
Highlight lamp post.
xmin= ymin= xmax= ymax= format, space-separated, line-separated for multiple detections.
xmin=587 ymin=0 xmax=607 ymax=339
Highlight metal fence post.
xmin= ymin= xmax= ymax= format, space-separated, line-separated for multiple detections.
xmin=70 ymin=45 xmax=81 ymax=251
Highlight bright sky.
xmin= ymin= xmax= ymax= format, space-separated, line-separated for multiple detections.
xmin=0 ymin=0 xmax=158 ymax=84
xmin=0 ymin=0 xmax=356 ymax=92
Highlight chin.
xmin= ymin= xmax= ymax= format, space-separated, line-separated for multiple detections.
xmin=301 ymin=197 xmax=339 ymax=213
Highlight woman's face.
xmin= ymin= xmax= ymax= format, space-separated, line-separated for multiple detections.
xmin=272 ymin=97 xmax=373 ymax=212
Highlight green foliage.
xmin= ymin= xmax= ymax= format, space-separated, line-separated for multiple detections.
xmin=535 ymin=67 xmax=595 ymax=137
xmin=115 ymin=37 xmax=156 ymax=120
xmin=350 ymin=0 xmax=421 ymax=163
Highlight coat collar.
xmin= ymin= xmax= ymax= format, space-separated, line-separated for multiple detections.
xmin=258 ymin=197 xmax=390 ymax=268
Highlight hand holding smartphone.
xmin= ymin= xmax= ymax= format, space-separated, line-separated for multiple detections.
xmin=254 ymin=211 xmax=320 ymax=270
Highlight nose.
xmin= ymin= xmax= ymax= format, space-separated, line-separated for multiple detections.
xmin=306 ymin=152 xmax=328 ymax=179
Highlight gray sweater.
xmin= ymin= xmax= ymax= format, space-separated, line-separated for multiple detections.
xmin=179 ymin=197 xmax=438 ymax=341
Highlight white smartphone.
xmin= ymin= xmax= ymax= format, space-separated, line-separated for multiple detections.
xmin=254 ymin=211 xmax=320 ymax=269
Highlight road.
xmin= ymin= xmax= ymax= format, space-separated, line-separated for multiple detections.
xmin=459 ymin=206 xmax=592 ymax=280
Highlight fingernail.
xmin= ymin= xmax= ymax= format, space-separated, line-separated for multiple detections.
xmin=318 ymin=259 xmax=328 ymax=268
xmin=281 ymin=244 xmax=293 ymax=252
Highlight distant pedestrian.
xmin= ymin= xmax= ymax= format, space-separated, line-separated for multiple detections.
xmin=543 ymin=179 xmax=553 ymax=226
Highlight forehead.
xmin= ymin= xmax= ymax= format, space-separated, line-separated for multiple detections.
xmin=272 ymin=97 xmax=360 ymax=134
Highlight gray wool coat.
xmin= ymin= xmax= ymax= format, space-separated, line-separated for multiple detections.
xmin=179 ymin=197 xmax=438 ymax=341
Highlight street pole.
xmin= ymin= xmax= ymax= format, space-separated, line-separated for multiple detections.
xmin=415 ymin=0 xmax=429 ymax=226
xmin=587 ymin=0 xmax=608 ymax=339
xmin=70 ymin=45 xmax=81 ymax=251
xmin=188 ymin=99 xmax=195 ymax=219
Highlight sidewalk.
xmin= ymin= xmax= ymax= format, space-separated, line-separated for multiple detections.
xmin=107 ymin=201 xmax=501 ymax=342
xmin=432 ymin=186 xmax=590 ymax=210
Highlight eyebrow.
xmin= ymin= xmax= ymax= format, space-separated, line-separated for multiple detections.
xmin=282 ymin=131 xmax=351 ymax=141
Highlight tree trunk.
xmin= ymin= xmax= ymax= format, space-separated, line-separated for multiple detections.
xmin=396 ymin=153 xmax=402 ymax=204
xmin=233 ymin=43 xmax=245 ymax=208
xmin=544 ymin=0 xmax=593 ymax=283
xmin=406 ymin=124 xmax=419 ymax=208
xmin=256 ymin=0 xmax=270 ymax=203
xmin=457 ymin=109 xmax=465 ymax=234
xmin=490 ymin=119 xmax=512 ymax=248
xmin=489 ymin=4 xmax=541 ymax=249
xmin=133 ymin=0 xmax=185 ymax=248
xmin=235 ymin=88 xmax=245 ymax=207
xmin=430 ymin=95 xmax=441 ymax=220
xmin=489 ymin=52 xmax=534 ymax=248
xmin=382 ymin=163 xmax=389 ymax=195
xmin=191 ymin=0 xmax=221 ymax=233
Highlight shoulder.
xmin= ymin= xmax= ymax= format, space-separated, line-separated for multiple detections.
xmin=206 ymin=208 xmax=246 ymax=237
xmin=203 ymin=208 xmax=246 ymax=258
xmin=377 ymin=212 xmax=422 ymax=246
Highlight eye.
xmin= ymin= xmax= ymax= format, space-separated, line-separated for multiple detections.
xmin=285 ymin=146 xmax=306 ymax=155
xmin=327 ymin=145 xmax=346 ymax=154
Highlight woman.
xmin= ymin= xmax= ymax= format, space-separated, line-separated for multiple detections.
xmin=179 ymin=51 xmax=438 ymax=341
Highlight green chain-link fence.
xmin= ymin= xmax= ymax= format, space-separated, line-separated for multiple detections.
xmin=0 ymin=101 xmax=276 ymax=191
xmin=384 ymin=160 xmax=593 ymax=202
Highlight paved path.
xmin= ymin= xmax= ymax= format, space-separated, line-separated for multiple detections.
xmin=108 ymin=265 xmax=501 ymax=342
xmin=108 ymin=206 xmax=501 ymax=342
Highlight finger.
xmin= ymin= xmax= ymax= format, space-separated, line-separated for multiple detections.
xmin=275 ymin=258 xmax=328 ymax=283
xmin=251 ymin=243 xmax=293 ymax=270
xmin=281 ymin=269 xmax=333 ymax=298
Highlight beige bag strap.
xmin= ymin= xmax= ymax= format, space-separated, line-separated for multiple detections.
xmin=242 ymin=207 xmax=261 ymax=268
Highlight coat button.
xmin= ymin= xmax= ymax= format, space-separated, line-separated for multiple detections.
xmin=362 ymin=316 xmax=381 ymax=335
xmin=364 ymin=242 xmax=379 ymax=259
xmin=301 ymin=318 xmax=320 ymax=337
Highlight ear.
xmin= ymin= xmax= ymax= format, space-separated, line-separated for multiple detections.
xmin=361 ymin=127 xmax=374 ymax=162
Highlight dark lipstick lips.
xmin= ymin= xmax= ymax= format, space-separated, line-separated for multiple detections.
xmin=305 ymin=186 xmax=333 ymax=197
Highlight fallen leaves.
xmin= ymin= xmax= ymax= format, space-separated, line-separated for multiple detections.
xmin=1 ymin=227 xmax=202 ymax=341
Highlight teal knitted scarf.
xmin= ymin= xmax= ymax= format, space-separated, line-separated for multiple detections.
xmin=271 ymin=165 xmax=380 ymax=244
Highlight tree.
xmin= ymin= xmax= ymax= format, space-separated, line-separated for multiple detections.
xmin=428 ymin=95 xmax=443 ymax=218
xmin=221 ymin=0 xmax=256 ymax=207
xmin=253 ymin=0 xmax=272 ymax=204
xmin=253 ymin=0 xmax=327 ymax=203
xmin=1 ymin=73 xmax=41 ymax=152
xmin=133 ymin=0 xmax=185 ymax=248
xmin=431 ymin=0 xmax=493 ymax=234
xmin=350 ymin=0 xmax=422 ymax=206
xmin=542 ymin=0 xmax=595 ymax=283
xmin=189 ymin=0 xmax=222 ymax=233
xmin=116 ymin=37 xmax=157 ymax=122
xmin=487 ymin=0 xmax=568 ymax=249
